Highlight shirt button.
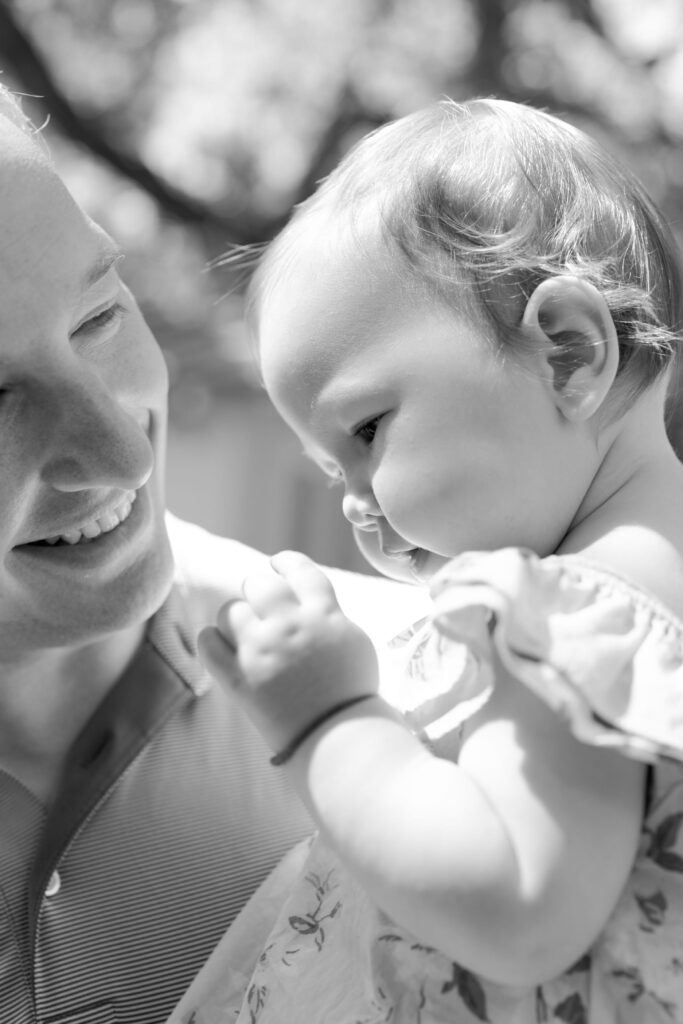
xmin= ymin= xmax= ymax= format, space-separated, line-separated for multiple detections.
xmin=45 ymin=870 xmax=61 ymax=897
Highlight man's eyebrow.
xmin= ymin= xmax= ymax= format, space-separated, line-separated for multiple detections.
xmin=82 ymin=244 xmax=124 ymax=289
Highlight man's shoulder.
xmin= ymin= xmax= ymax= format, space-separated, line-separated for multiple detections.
xmin=165 ymin=512 xmax=430 ymax=645
xmin=165 ymin=512 xmax=271 ymax=626
xmin=167 ymin=512 xmax=269 ymax=587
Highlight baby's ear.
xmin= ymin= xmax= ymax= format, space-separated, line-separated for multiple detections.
xmin=521 ymin=276 xmax=619 ymax=422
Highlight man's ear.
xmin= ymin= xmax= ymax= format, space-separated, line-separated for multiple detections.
xmin=521 ymin=276 xmax=619 ymax=422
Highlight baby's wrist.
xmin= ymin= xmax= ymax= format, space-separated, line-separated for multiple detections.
xmin=270 ymin=694 xmax=377 ymax=766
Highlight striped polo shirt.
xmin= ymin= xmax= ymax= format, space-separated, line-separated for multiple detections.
xmin=1 ymin=517 xmax=315 ymax=1024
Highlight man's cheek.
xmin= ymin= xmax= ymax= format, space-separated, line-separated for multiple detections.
xmin=119 ymin=324 xmax=168 ymax=405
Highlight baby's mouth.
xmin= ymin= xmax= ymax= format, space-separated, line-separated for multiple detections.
xmin=382 ymin=545 xmax=420 ymax=564
xmin=30 ymin=491 xmax=137 ymax=547
xmin=408 ymin=549 xmax=429 ymax=579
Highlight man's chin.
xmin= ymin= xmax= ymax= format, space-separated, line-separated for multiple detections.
xmin=74 ymin=534 xmax=176 ymax=641
xmin=2 ymin=532 xmax=175 ymax=654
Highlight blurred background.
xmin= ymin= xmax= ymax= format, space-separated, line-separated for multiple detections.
xmin=2 ymin=0 xmax=682 ymax=571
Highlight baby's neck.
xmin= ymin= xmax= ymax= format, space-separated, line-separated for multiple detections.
xmin=557 ymin=393 xmax=683 ymax=617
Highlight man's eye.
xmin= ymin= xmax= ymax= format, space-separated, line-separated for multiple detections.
xmin=355 ymin=415 xmax=383 ymax=445
xmin=76 ymin=302 xmax=126 ymax=335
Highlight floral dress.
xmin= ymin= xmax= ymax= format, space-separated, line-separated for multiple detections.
xmin=168 ymin=548 xmax=683 ymax=1024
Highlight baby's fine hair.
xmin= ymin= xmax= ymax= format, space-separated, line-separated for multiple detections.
xmin=0 ymin=83 xmax=37 ymax=135
xmin=251 ymin=98 xmax=682 ymax=403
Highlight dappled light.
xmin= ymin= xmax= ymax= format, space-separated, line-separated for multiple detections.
xmin=1 ymin=0 xmax=682 ymax=562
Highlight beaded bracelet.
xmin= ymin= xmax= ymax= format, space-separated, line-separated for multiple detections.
xmin=270 ymin=694 xmax=376 ymax=766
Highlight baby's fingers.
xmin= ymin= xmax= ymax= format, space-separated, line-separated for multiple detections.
xmin=242 ymin=571 xmax=300 ymax=617
xmin=198 ymin=625 xmax=244 ymax=690
xmin=270 ymin=550 xmax=338 ymax=608
xmin=215 ymin=598 xmax=252 ymax=645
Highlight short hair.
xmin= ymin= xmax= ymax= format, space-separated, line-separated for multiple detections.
xmin=250 ymin=98 xmax=682 ymax=405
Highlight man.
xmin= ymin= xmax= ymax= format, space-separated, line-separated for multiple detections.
xmin=0 ymin=91 xmax=427 ymax=1023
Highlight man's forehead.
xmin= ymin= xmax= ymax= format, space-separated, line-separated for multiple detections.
xmin=0 ymin=138 xmax=121 ymax=333
xmin=0 ymin=112 xmax=48 ymax=170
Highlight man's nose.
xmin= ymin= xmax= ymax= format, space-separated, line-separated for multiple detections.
xmin=39 ymin=376 xmax=154 ymax=493
xmin=342 ymin=487 xmax=381 ymax=529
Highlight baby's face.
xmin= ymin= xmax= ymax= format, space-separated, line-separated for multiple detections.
xmin=258 ymin=228 xmax=593 ymax=580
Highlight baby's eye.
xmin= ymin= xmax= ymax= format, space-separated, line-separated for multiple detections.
xmin=354 ymin=415 xmax=383 ymax=445
xmin=75 ymin=302 xmax=126 ymax=337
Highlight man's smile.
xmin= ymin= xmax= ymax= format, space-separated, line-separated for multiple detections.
xmin=10 ymin=486 xmax=152 ymax=577
xmin=28 ymin=490 xmax=138 ymax=547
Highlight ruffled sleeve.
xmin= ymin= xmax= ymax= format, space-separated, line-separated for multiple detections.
xmin=386 ymin=547 xmax=683 ymax=762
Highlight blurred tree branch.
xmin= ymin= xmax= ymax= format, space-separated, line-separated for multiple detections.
xmin=290 ymin=83 xmax=388 ymax=205
xmin=0 ymin=0 xmax=680 ymax=454
xmin=0 ymin=0 xmax=286 ymax=246
xmin=468 ymin=0 xmax=508 ymax=97
xmin=0 ymin=3 xmax=445 ymax=252
xmin=13 ymin=0 xmax=669 ymax=256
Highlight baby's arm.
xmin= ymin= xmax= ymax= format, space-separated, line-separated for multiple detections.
xmin=200 ymin=552 xmax=645 ymax=987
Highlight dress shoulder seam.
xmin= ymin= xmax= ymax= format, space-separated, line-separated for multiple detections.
xmin=551 ymin=552 xmax=683 ymax=639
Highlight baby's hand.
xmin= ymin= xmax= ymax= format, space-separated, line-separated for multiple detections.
xmin=199 ymin=551 xmax=379 ymax=757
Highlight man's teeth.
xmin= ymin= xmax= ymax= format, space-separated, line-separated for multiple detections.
xmin=43 ymin=492 xmax=137 ymax=545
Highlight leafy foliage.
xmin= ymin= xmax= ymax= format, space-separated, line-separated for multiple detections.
xmin=1 ymin=0 xmax=682 ymax=442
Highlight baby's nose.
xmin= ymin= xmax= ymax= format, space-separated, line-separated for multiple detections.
xmin=342 ymin=491 xmax=381 ymax=529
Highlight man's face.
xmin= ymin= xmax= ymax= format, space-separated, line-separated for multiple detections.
xmin=0 ymin=121 xmax=174 ymax=655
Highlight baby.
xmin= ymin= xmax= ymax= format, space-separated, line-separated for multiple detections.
xmin=189 ymin=99 xmax=683 ymax=1022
